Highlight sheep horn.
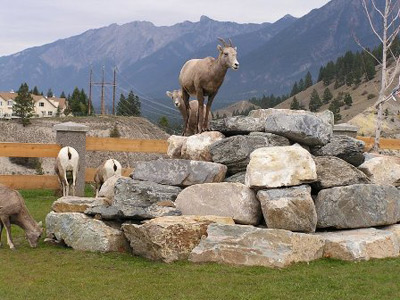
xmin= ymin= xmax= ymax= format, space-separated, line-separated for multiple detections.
xmin=228 ymin=39 xmax=233 ymax=47
xmin=217 ymin=37 xmax=228 ymax=47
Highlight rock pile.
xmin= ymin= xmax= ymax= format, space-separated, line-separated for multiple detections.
xmin=45 ymin=108 xmax=400 ymax=268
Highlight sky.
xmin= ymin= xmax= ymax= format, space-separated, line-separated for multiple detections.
xmin=0 ymin=0 xmax=330 ymax=57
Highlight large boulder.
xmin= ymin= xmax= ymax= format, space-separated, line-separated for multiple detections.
xmin=122 ymin=215 xmax=234 ymax=263
xmin=210 ymin=135 xmax=269 ymax=174
xmin=245 ymin=144 xmax=317 ymax=189
xmin=97 ymin=175 xmax=127 ymax=203
xmin=315 ymin=228 xmax=399 ymax=261
xmin=131 ymin=159 xmax=227 ymax=187
xmin=311 ymin=135 xmax=365 ymax=166
xmin=52 ymin=196 xmax=107 ymax=213
xmin=315 ymin=184 xmax=400 ymax=229
xmin=181 ymin=131 xmax=225 ymax=161
xmin=224 ymin=172 xmax=246 ymax=184
xmin=189 ymin=224 xmax=325 ymax=268
xmin=167 ymin=135 xmax=187 ymax=158
xmin=249 ymin=109 xmax=333 ymax=146
xmin=175 ymin=182 xmax=261 ymax=225
xmin=209 ymin=116 xmax=264 ymax=135
xmin=85 ymin=178 xmax=182 ymax=220
xmin=311 ymin=156 xmax=370 ymax=191
xmin=358 ymin=156 xmax=400 ymax=186
xmin=46 ymin=212 xmax=129 ymax=252
xmin=257 ymin=185 xmax=317 ymax=233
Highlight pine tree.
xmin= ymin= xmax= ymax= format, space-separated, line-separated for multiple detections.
xmin=344 ymin=93 xmax=353 ymax=106
xmin=68 ymin=87 xmax=89 ymax=116
xmin=309 ymin=89 xmax=322 ymax=112
xmin=31 ymin=86 xmax=40 ymax=95
xmin=290 ymin=82 xmax=299 ymax=97
xmin=60 ymin=91 xmax=66 ymax=98
xmin=290 ymin=96 xmax=300 ymax=110
xmin=116 ymin=91 xmax=141 ymax=116
xmin=159 ymin=116 xmax=169 ymax=129
xmin=329 ymin=99 xmax=342 ymax=123
xmin=322 ymin=87 xmax=333 ymax=104
xmin=13 ymin=83 xmax=35 ymax=126
xmin=298 ymin=79 xmax=305 ymax=92
xmin=47 ymin=88 xmax=53 ymax=98
xmin=304 ymin=71 xmax=313 ymax=89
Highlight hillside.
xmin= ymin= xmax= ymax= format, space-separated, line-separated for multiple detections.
xmin=0 ymin=116 xmax=169 ymax=175
xmin=213 ymin=100 xmax=260 ymax=118
xmin=275 ymin=75 xmax=400 ymax=138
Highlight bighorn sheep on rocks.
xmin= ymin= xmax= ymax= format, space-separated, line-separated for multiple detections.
xmin=0 ymin=184 xmax=43 ymax=249
xmin=166 ymin=89 xmax=211 ymax=136
xmin=179 ymin=38 xmax=239 ymax=135
xmin=55 ymin=146 xmax=79 ymax=197
xmin=94 ymin=159 xmax=122 ymax=197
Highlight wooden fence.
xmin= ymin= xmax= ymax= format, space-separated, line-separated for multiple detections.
xmin=0 ymin=137 xmax=168 ymax=190
xmin=0 ymin=136 xmax=398 ymax=190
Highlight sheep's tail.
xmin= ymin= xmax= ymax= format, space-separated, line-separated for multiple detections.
xmin=113 ymin=160 xmax=118 ymax=172
xmin=67 ymin=147 xmax=72 ymax=160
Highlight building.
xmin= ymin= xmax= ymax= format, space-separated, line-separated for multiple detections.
xmin=0 ymin=91 xmax=67 ymax=118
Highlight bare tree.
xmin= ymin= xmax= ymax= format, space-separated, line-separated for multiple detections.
xmin=360 ymin=0 xmax=400 ymax=151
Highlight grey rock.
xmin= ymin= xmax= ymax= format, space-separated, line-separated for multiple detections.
xmin=52 ymin=196 xmax=107 ymax=213
xmin=189 ymin=224 xmax=325 ymax=268
xmin=315 ymin=184 xmax=400 ymax=229
xmin=358 ymin=156 xmax=400 ymax=186
xmin=333 ymin=123 xmax=359 ymax=138
xmin=224 ymin=172 xmax=246 ymax=184
xmin=251 ymin=109 xmax=333 ymax=146
xmin=311 ymin=135 xmax=365 ymax=166
xmin=209 ymin=116 xmax=264 ymax=135
xmin=131 ymin=159 xmax=227 ymax=186
xmin=175 ymin=182 xmax=261 ymax=225
xmin=45 ymin=212 xmax=129 ymax=252
xmin=311 ymin=156 xmax=370 ymax=191
xmin=257 ymin=185 xmax=317 ymax=233
xmin=249 ymin=132 xmax=291 ymax=146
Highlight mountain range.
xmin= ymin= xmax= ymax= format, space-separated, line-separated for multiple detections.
xmin=0 ymin=0 xmax=384 ymax=118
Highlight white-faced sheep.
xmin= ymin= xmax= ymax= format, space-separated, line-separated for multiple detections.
xmin=166 ymin=89 xmax=211 ymax=136
xmin=94 ymin=159 xmax=122 ymax=197
xmin=55 ymin=146 xmax=79 ymax=197
xmin=0 ymin=184 xmax=43 ymax=249
xmin=179 ymin=38 xmax=239 ymax=135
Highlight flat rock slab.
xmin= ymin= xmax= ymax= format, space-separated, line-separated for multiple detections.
xmin=52 ymin=196 xmax=108 ymax=213
xmin=250 ymin=109 xmax=333 ymax=146
xmin=209 ymin=116 xmax=265 ymax=135
xmin=315 ymin=228 xmax=399 ymax=261
xmin=315 ymin=184 xmax=400 ymax=229
xmin=359 ymin=156 xmax=400 ymax=186
xmin=175 ymin=182 xmax=261 ymax=225
xmin=312 ymin=156 xmax=370 ymax=191
xmin=131 ymin=159 xmax=227 ymax=187
xmin=189 ymin=224 xmax=325 ymax=268
xmin=122 ymin=215 xmax=234 ymax=263
xmin=46 ymin=212 xmax=129 ymax=253
xmin=245 ymin=144 xmax=317 ymax=189
xmin=257 ymin=185 xmax=317 ymax=233
xmin=311 ymin=135 xmax=365 ymax=166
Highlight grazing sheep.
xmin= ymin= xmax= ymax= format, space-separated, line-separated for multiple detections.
xmin=0 ymin=184 xmax=43 ymax=249
xmin=55 ymin=146 xmax=79 ymax=197
xmin=166 ymin=89 xmax=211 ymax=136
xmin=94 ymin=159 xmax=122 ymax=197
xmin=179 ymin=38 xmax=239 ymax=135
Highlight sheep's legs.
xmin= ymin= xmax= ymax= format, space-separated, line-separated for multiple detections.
xmin=72 ymin=169 xmax=77 ymax=196
xmin=0 ymin=216 xmax=15 ymax=250
xmin=196 ymin=90 xmax=205 ymax=134
xmin=204 ymin=94 xmax=216 ymax=131
xmin=0 ymin=220 xmax=3 ymax=247
xmin=181 ymin=89 xmax=190 ymax=136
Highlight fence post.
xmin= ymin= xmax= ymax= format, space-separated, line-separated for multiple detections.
xmin=53 ymin=122 xmax=89 ymax=196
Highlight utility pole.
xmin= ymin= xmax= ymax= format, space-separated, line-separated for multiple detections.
xmin=89 ymin=66 xmax=117 ymax=116
xmin=112 ymin=67 xmax=116 ymax=115
xmin=88 ymin=68 xmax=92 ymax=116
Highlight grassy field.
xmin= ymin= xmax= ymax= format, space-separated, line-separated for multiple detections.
xmin=0 ymin=189 xmax=400 ymax=300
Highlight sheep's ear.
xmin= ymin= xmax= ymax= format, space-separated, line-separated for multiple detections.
xmin=217 ymin=45 xmax=223 ymax=53
xmin=234 ymin=47 xmax=237 ymax=51
xmin=166 ymin=91 xmax=173 ymax=98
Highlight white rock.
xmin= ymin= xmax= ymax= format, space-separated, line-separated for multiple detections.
xmin=181 ymin=131 xmax=225 ymax=161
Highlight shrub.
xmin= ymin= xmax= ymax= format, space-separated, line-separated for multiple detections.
xmin=367 ymin=94 xmax=376 ymax=100
xmin=109 ymin=124 xmax=121 ymax=138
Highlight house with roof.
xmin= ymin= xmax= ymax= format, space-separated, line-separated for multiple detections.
xmin=0 ymin=91 xmax=67 ymax=118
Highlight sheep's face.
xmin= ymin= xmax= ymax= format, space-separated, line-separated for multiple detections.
xmin=218 ymin=45 xmax=239 ymax=70
xmin=166 ymin=90 xmax=183 ymax=108
xmin=26 ymin=225 xmax=43 ymax=248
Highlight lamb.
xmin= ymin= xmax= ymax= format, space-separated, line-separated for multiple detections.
xmin=94 ymin=159 xmax=122 ymax=197
xmin=179 ymin=38 xmax=239 ymax=135
xmin=0 ymin=184 xmax=43 ymax=249
xmin=166 ymin=89 xmax=211 ymax=136
xmin=55 ymin=146 xmax=79 ymax=197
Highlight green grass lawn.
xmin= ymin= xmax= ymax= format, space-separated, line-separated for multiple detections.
xmin=0 ymin=189 xmax=400 ymax=300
